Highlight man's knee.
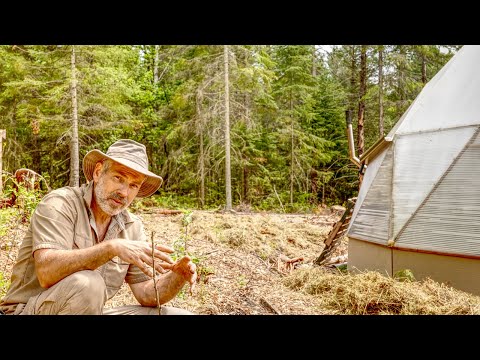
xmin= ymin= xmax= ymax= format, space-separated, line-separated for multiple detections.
xmin=63 ymin=270 xmax=106 ymax=313
xmin=22 ymin=270 xmax=107 ymax=315
xmin=67 ymin=270 xmax=106 ymax=295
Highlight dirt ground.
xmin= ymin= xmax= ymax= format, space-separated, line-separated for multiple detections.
xmin=1 ymin=207 xmax=346 ymax=315
xmin=105 ymin=209 xmax=347 ymax=315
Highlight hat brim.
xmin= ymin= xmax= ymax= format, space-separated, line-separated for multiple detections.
xmin=83 ymin=149 xmax=163 ymax=198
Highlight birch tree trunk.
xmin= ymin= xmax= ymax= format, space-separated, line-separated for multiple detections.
xmin=196 ymin=89 xmax=205 ymax=208
xmin=224 ymin=45 xmax=232 ymax=211
xmin=242 ymin=49 xmax=251 ymax=204
xmin=69 ymin=46 xmax=79 ymax=187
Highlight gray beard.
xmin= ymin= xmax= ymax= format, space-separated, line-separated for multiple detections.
xmin=94 ymin=179 xmax=128 ymax=216
xmin=97 ymin=198 xmax=123 ymax=216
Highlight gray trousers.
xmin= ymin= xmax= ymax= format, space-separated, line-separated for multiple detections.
xmin=20 ymin=270 xmax=192 ymax=315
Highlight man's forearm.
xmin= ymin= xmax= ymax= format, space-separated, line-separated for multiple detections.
xmin=34 ymin=241 xmax=116 ymax=288
xmin=134 ymin=271 xmax=187 ymax=307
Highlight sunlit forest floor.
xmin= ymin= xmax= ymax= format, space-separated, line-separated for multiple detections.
xmin=3 ymin=207 xmax=480 ymax=315
xmin=104 ymin=209 xmax=339 ymax=314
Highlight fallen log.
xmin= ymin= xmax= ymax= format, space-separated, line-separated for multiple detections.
xmin=142 ymin=209 xmax=184 ymax=215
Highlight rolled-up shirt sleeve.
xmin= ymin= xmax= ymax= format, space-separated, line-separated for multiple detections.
xmin=125 ymin=265 xmax=150 ymax=284
xmin=31 ymin=196 xmax=76 ymax=252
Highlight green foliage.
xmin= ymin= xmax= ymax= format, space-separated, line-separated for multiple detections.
xmin=154 ymin=193 xmax=201 ymax=211
xmin=182 ymin=210 xmax=193 ymax=227
xmin=237 ymin=275 xmax=248 ymax=288
xmin=170 ymin=211 xmax=207 ymax=273
xmin=0 ymin=207 xmax=18 ymax=237
xmin=394 ymin=269 xmax=416 ymax=282
xmin=253 ymin=190 xmax=316 ymax=213
xmin=167 ymin=209 xmax=216 ymax=298
xmin=14 ymin=185 xmax=44 ymax=220
xmin=0 ymin=45 xmax=459 ymax=212
xmin=171 ymin=236 xmax=197 ymax=264
xmin=1 ymin=175 xmax=46 ymax=223
xmin=336 ymin=264 xmax=348 ymax=274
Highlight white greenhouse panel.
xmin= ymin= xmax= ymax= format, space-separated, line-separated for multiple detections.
xmin=348 ymin=146 xmax=393 ymax=244
xmin=348 ymin=147 xmax=387 ymax=233
xmin=396 ymin=129 xmax=480 ymax=256
xmin=392 ymin=126 xmax=477 ymax=240
xmin=394 ymin=46 xmax=480 ymax=135
xmin=396 ymin=45 xmax=480 ymax=135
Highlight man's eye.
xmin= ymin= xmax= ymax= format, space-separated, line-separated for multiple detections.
xmin=130 ymin=184 xmax=139 ymax=189
xmin=113 ymin=176 xmax=121 ymax=181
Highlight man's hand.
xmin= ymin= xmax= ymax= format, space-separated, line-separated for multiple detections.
xmin=112 ymin=239 xmax=175 ymax=277
xmin=129 ymin=254 xmax=198 ymax=306
xmin=171 ymin=256 xmax=197 ymax=294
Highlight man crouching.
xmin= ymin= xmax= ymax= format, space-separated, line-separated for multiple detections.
xmin=0 ymin=139 xmax=196 ymax=315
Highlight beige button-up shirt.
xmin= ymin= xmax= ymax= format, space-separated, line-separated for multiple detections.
xmin=0 ymin=182 xmax=150 ymax=313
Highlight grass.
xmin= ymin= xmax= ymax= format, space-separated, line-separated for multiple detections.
xmin=283 ymin=267 xmax=480 ymax=315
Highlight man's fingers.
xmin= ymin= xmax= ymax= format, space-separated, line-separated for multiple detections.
xmin=189 ymin=282 xmax=196 ymax=295
xmin=154 ymin=244 xmax=175 ymax=253
xmin=138 ymin=256 xmax=173 ymax=276
xmin=154 ymin=262 xmax=173 ymax=273
xmin=177 ymin=256 xmax=192 ymax=266
xmin=190 ymin=271 xmax=197 ymax=285
xmin=141 ymin=246 xmax=174 ymax=266
xmin=152 ymin=249 xmax=175 ymax=264
xmin=172 ymin=256 xmax=197 ymax=283
xmin=179 ymin=256 xmax=196 ymax=273
xmin=137 ymin=261 xmax=156 ymax=278
xmin=189 ymin=272 xmax=197 ymax=295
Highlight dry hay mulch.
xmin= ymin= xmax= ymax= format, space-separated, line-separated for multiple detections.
xmin=282 ymin=267 xmax=480 ymax=315
xmin=105 ymin=210 xmax=334 ymax=314
xmin=178 ymin=210 xmax=333 ymax=262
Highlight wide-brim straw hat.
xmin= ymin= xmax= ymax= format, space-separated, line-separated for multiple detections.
xmin=82 ymin=139 xmax=163 ymax=198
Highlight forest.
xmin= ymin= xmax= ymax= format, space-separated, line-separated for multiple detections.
xmin=0 ymin=45 xmax=460 ymax=211
xmin=6 ymin=44 xmax=480 ymax=316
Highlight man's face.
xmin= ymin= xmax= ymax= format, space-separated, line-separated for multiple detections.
xmin=93 ymin=160 xmax=146 ymax=216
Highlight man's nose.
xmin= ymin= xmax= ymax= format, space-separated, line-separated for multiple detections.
xmin=116 ymin=183 xmax=129 ymax=197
